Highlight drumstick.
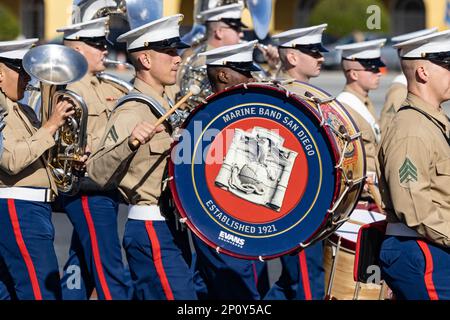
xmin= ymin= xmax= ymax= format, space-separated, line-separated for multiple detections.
xmin=347 ymin=219 xmax=367 ymax=226
xmin=131 ymin=85 xmax=201 ymax=148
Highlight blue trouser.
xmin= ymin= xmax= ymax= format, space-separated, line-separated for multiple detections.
xmin=123 ymin=217 xmax=197 ymax=300
xmin=265 ymin=241 xmax=325 ymax=300
xmin=192 ymin=235 xmax=269 ymax=300
xmin=380 ymin=235 xmax=450 ymax=300
xmin=59 ymin=191 xmax=132 ymax=300
xmin=0 ymin=198 xmax=61 ymax=300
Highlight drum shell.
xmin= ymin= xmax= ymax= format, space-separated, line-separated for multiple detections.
xmin=169 ymin=82 xmax=365 ymax=259
xmin=284 ymin=81 xmax=366 ymax=230
xmin=324 ymin=240 xmax=386 ymax=300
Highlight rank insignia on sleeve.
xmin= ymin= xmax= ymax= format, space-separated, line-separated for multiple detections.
xmin=399 ymin=157 xmax=418 ymax=184
xmin=108 ymin=125 xmax=119 ymax=143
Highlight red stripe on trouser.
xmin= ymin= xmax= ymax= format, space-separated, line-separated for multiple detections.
xmin=252 ymin=262 xmax=258 ymax=288
xmin=7 ymin=199 xmax=42 ymax=300
xmin=81 ymin=196 xmax=112 ymax=300
xmin=298 ymin=251 xmax=312 ymax=300
xmin=416 ymin=240 xmax=439 ymax=300
xmin=145 ymin=221 xmax=174 ymax=300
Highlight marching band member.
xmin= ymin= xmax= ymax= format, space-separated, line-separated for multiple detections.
xmin=56 ymin=17 xmax=131 ymax=300
xmin=0 ymin=39 xmax=74 ymax=299
xmin=174 ymin=3 xmax=246 ymax=109
xmin=183 ymin=3 xmax=245 ymax=64
xmin=263 ymin=24 xmax=329 ymax=301
xmin=335 ymin=39 xmax=386 ymax=199
xmin=189 ymin=40 xmax=269 ymax=300
xmin=379 ymin=28 xmax=438 ymax=133
xmin=87 ymin=14 xmax=197 ymax=300
xmin=378 ymin=30 xmax=450 ymax=300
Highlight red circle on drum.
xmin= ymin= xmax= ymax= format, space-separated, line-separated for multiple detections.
xmin=204 ymin=118 xmax=308 ymax=224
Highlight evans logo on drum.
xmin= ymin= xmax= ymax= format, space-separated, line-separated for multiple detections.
xmin=218 ymin=231 xmax=245 ymax=248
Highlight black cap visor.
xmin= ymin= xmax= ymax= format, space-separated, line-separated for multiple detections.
xmin=66 ymin=36 xmax=109 ymax=49
xmin=426 ymin=51 xmax=450 ymax=68
xmin=221 ymin=18 xmax=247 ymax=30
xmin=0 ymin=57 xmax=24 ymax=73
xmin=345 ymin=57 xmax=385 ymax=72
xmin=129 ymin=37 xmax=190 ymax=53
xmin=225 ymin=61 xmax=261 ymax=73
xmin=280 ymin=42 xmax=329 ymax=54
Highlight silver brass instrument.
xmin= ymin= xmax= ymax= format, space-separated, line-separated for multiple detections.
xmin=102 ymin=58 xmax=134 ymax=71
xmin=72 ymin=0 xmax=163 ymax=28
xmin=72 ymin=0 xmax=126 ymax=23
xmin=96 ymin=70 xmax=134 ymax=93
xmin=23 ymin=44 xmax=89 ymax=194
xmin=179 ymin=0 xmax=274 ymax=108
xmin=178 ymin=43 xmax=212 ymax=110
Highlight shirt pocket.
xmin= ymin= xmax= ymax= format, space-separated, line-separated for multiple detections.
xmin=436 ymin=158 xmax=450 ymax=176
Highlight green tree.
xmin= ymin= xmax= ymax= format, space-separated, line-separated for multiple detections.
xmin=309 ymin=0 xmax=390 ymax=38
xmin=0 ymin=4 xmax=20 ymax=41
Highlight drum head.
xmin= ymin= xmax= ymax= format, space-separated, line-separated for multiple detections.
xmin=169 ymin=84 xmax=341 ymax=260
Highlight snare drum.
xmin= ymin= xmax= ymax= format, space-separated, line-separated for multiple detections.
xmin=169 ymin=82 xmax=365 ymax=260
xmin=324 ymin=202 xmax=386 ymax=299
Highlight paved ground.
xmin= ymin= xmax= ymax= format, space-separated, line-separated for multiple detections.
xmin=52 ymin=70 xmax=450 ymax=288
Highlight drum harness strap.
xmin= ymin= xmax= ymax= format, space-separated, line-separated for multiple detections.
xmin=398 ymin=105 xmax=450 ymax=147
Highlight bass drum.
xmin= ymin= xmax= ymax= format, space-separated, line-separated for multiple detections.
xmin=169 ymin=82 xmax=365 ymax=260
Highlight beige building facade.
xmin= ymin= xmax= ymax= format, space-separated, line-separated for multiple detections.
xmin=2 ymin=0 xmax=449 ymax=41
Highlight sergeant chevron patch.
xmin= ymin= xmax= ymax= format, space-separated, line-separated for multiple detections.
xmin=108 ymin=125 xmax=119 ymax=143
xmin=399 ymin=157 xmax=418 ymax=184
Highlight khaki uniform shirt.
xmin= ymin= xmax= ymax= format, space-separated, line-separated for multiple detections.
xmin=378 ymin=93 xmax=450 ymax=247
xmin=339 ymin=86 xmax=379 ymax=174
xmin=380 ymin=82 xmax=407 ymax=134
xmin=0 ymin=92 xmax=57 ymax=194
xmin=87 ymin=78 xmax=172 ymax=205
xmin=67 ymin=74 xmax=126 ymax=153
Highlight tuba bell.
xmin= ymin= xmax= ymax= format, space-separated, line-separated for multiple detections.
xmin=23 ymin=44 xmax=89 ymax=194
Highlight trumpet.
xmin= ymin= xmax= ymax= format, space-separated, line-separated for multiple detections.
xmin=23 ymin=44 xmax=89 ymax=194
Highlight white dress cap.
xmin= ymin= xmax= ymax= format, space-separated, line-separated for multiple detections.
xmin=199 ymin=40 xmax=260 ymax=72
xmin=391 ymin=27 xmax=438 ymax=43
xmin=199 ymin=3 xmax=244 ymax=22
xmin=393 ymin=29 xmax=450 ymax=59
xmin=117 ymin=14 xmax=189 ymax=51
xmin=0 ymin=39 xmax=39 ymax=60
xmin=57 ymin=16 xmax=109 ymax=40
xmin=272 ymin=24 xmax=328 ymax=51
xmin=336 ymin=38 xmax=386 ymax=60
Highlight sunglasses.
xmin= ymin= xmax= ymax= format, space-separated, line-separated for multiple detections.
xmin=220 ymin=25 xmax=242 ymax=33
xmin=344 ymin=66 xmax=381 ymax=74
xmin=280 ymin=45 xmax=325 ymax=59
xmin=297 ymin=48 xmax=324 ymax=59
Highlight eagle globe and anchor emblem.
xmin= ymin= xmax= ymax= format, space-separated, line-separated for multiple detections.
xmin=168 ymin=84 xmax=350 ymax=259
xmin=214 ymin=127 xmax=298 ymax=211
